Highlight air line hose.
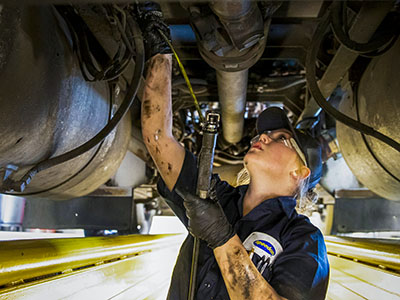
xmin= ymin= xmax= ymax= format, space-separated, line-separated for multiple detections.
xmin=157 ymin=29 xmax=205 ymax=123
xmin=306 ymin=8 xmax=400 ymax=153
xmin=330 ymin=1 xmax=399 ymax=55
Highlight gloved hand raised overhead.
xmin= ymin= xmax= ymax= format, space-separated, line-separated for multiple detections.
xmin=176 ymin=187 xmax=236 ymax=249
xmin=135 ymin=1 xmax=172 ymax=60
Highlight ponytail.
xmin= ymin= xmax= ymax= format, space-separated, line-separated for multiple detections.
xmin=235 ymin=164 xmax=319 ymax=216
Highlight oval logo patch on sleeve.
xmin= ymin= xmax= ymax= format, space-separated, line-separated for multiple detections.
xmin=253 ymin=240 xmax=276 ymax=256
xmin=243 ymin=232 xmax=283 ymax=264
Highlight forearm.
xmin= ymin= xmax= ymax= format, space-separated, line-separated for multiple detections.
xmin=214 ymin=235 xmax=286 ymax=300
xmin=142 ymin=54 xmax=173 ymax=139
xmin=141 ymin=54 xmax=184 ymax=190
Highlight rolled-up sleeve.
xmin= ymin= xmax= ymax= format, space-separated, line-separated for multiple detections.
xmin=157 ymin=148 xmax=199 ymax=228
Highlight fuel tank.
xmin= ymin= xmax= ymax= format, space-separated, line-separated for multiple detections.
xmin=0 ymin=6 xmax=130 ymax=200
xmin=336 ymin=39 xmax=400 ymax=200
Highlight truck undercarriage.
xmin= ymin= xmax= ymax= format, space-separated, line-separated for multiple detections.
xmin=0 ymin=0 xmax=399 ymax=236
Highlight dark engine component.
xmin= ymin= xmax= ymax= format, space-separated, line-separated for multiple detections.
xmin=188 ymin=0 xmax=274 ymax=144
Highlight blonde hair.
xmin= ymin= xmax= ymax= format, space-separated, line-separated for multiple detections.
xmin=295 ymin=176 xmax=318 ymax=216
xmin=235 ymin=166 xmax=318 ymax=216
xmin=236 ymin=166 xmax=250 ymax=186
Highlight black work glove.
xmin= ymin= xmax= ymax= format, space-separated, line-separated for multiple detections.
xmin=135 ymin=1 xmax=172 ymax=60
xmin=176 ymin=186 xmax=236 ymax=249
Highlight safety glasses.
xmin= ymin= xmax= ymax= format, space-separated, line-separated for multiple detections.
xmin=250 ymin=130 xmax=308 ymax=167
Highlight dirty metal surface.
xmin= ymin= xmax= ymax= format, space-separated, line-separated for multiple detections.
xmin=0 ymin=6 xmax=130 ymax=199
xmin=336 ymin=39 xmax=400 ymax=200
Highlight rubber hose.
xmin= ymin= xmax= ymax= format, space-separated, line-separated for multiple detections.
xmin=330 ymin=1 xmax=397 ymax=54
xmin=306 ymin=9 xmax=400 ymax=153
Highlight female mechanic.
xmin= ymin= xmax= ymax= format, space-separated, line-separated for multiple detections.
xmin=137 ymin=4 xmax=330 ymax=299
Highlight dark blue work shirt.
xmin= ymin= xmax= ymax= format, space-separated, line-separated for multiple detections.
xmin=158 ymin=149 xmax=329 ymax=300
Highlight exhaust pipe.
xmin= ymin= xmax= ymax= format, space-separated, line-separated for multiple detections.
xmin=216 ymin=69 xmax=248 ymax=143
xmin=212 ymin=0 xmax=256 ymax=143
xmin=189 ymin=0 xmax=267 ymax=143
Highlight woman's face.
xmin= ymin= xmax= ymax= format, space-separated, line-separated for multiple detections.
xmin=244 ymin=129 xmax=301 ymax=179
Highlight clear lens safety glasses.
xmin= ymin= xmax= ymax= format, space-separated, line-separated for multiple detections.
xmin=250 ymin=132 xmax=307 ymax=167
